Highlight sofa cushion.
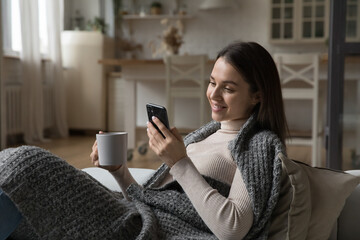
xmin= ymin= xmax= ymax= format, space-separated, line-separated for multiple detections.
xmin=269 ymin=153 xmax=360 ymax=240
xmin=268 ymin=154 xmax=311 ymax=240
xmin=298 ymin=159 xmax=360 ymax=239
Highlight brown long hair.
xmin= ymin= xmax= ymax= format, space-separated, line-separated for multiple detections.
xmin=217 ymin=41 xmax=289 ymax=145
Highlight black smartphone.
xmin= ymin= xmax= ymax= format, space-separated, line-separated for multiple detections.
xmin=146 ymin=103 xmax=170 ymax=138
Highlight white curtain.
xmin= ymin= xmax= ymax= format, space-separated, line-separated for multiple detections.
xmin=46 ymin=0 xmax=68 ymax=138
xmin=19 ymin=0 xmax=68 ymax=142
xmin=19 ymin=0 xmax=45 ymax=143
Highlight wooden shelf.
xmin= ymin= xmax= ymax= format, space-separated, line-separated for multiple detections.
xmin=122 ymin=14 xmax=193 ymax=20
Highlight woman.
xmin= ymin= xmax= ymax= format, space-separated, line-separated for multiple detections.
xmin=0 ymin=41 xmax=288 ymax=239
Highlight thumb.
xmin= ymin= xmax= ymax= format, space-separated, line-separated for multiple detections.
xmin=171 ymin=127 xmax=183 ymax=141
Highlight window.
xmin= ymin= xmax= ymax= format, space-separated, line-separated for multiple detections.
xmin=346 ymin=0 xmax=360 ymax=41
xmin=271 ymin=0 xmax=360 ymax=43
xmin=300 ymin=0 xmax=327 ymax=40
xmin=10 ymin=0 xmax=21 ymax=52
xmin=271 ymin=0 xmax=295 ymax=40
xmin=270 ymin=0 xmax=329 ymax=43
xmin=2 ymin=0 xmax=48 ymax=56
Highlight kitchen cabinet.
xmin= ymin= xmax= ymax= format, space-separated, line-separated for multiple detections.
xmin=270 ymin=0 xmax=359 ymax=43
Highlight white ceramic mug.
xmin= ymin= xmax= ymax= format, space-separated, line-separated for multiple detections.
xmin=96 ymin=132 xmax=128 ymax=166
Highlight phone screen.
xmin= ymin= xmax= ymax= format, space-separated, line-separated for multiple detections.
xmin=146 ymin=103 xmax=170 ymax=138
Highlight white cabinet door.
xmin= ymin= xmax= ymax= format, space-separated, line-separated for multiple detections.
xmin=270 ymin=0 xmax=329 ymax=43
xmin=346 ymin=0 xmax=360 ymax=41
xmin=270 ymin=0 xmax=360 ymax=43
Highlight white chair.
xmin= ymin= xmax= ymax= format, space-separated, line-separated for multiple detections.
xmin=163 ymin=54 xmax=208 ymax=128
xmin=274 ymin=53 xmax=322 ymax=167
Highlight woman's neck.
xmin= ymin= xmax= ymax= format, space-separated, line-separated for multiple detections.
xmin=220 ymin=119 xmax=247 ymax=131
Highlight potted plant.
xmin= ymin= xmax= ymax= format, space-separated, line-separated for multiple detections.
xmin=86 ymin=17 xmax=108 ymax=34
xmin=150 ymin=1 xmax=162 ymax=15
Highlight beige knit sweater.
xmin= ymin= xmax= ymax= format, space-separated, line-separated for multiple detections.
xmin=111 ymin=120 xmax=253 ymax=239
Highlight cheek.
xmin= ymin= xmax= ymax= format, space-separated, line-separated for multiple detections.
xmin=228 ymin=96 xmax=251 ymax=113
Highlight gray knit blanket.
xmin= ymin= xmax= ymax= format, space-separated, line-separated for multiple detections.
xmin=0 ymin=114 xmax=284 ymax=239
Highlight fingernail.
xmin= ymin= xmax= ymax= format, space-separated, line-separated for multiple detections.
xmin=152 ymin=116 xmax=156 ymax=120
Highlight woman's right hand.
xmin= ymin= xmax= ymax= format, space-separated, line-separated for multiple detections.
xmin=90 ymin=131 xmax=122 ymax=172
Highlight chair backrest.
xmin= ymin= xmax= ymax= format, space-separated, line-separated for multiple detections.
xmin=274 ymin=53 xmax=319 ymax=100
xmin=163 ymin=54 xmax=208 ymax=126
xmin=164 ymin=54 xmax=207 ymax=87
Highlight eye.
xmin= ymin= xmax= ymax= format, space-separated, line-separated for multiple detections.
xmin=209 ymin=80 xmax=216 ymax=86
xmin=224 ymin=87 xmax=234 ymax=93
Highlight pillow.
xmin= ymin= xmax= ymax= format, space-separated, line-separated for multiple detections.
xmin=268 ymin=153 xmax=311 ymax=240
xmin=296 ymin=158 xmax=360 ymax=239
xmin=269 ymin=153 xmax=360 ymax=240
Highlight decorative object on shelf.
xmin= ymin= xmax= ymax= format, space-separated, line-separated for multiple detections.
xmin=86 ymin=17 xmax=108 ymax=34
xmin=72 ymin=10 xmax=85 ymax=30
xmin=178 ymin=3 xmax=188 ymax=16
xmin=150 ymin=1 xmax=162 ymax=15
xmin=150 ymin=18 xmax=184 ymax=57
xmin=199 ymin=0 xmax=237 ymax=10
xmin=116 ymin=38 xmax=143 ymax=59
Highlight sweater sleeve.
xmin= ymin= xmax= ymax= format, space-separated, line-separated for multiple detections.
xmin=109 ymin=165 xmax=138 ymax=200
xmin=170 ymin=157 xmax=253 ymax=240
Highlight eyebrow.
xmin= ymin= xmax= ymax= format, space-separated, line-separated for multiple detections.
xmin=210 ymin=76 xmax=239 ymax=86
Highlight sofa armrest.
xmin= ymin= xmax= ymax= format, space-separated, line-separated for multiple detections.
xmin=82 ymin=167 xmax=156 ymax=192
xmin=329 ymin=170 xmax=360 ymax=240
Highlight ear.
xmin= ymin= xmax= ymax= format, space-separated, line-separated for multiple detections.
xmin=252 ymin=91 xmax=261 ymax=105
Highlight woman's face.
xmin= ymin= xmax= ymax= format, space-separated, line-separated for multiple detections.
xmin=207 ymin=57 xmax=260 ymax=122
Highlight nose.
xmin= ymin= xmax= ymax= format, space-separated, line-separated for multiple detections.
xmin=209 ymin=85 xmax=222 ymax=100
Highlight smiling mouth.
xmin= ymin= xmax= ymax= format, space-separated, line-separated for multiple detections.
xmin=211 ymin=103 xmax=226 ymax=112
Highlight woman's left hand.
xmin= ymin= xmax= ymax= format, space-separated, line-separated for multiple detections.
xmin=147 ymin=117 xmax=187 ymax=167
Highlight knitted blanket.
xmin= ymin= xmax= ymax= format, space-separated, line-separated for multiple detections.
xmin=0 ymin=115 xmax=284 ymax=239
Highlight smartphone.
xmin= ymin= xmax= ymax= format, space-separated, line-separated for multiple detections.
xmin=146 ymin=103 xmax=170 ymax=138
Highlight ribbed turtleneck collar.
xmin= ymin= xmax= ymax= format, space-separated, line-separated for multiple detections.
xmin=220 ymin=119 xmax=247 ymax=132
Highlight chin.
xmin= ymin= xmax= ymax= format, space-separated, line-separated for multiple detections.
xmin=211 ymin=114 xmax=226 ymax=122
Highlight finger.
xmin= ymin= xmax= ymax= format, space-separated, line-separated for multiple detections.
xmin=146 ymin=125 xmax=162 ymax=153
xmin=92 ymin=140 xmax=97 ymax=150
xmin=171 ymin=127 xmax=183 ymax=141
xmin=152 ymin=117 xmax=171 ymax=139
xmin=147 ymin=121 xmax=164 ymax=143
xmin=91 ymin=145 xmax=98 ymax=161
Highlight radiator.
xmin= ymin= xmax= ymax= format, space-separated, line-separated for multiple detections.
xmin=43 ymin=85 xmax=54 ymax=129
xmin=5 ymin=85 xmax=54 ymax=135
xmin=5 ymin=85 xmax=22 ymax=135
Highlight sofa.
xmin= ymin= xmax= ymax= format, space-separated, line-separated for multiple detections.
xmin=329 ymin=170 xmax=360 ymax=240
xmin=82 ymin=167 xmax=360 ymax=240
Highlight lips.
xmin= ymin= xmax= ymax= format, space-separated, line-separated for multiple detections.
xmin=211 ymin=103 xmax=226 ymax=112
